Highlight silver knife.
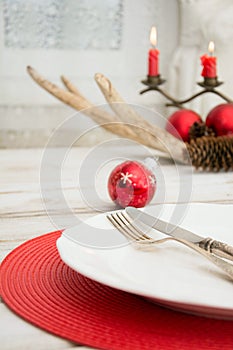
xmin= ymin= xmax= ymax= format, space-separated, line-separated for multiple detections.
xmin=125 ymin=207 xmax=233 ymax=261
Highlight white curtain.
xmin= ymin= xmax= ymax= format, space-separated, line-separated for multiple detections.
xmin=168 ymin=0 xmax=233 ymax=118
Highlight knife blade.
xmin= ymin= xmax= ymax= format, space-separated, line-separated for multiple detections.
xmin=125 ymin=206 xmax=233 ymax=261
xmin=125 ymin=206 xmax=203 ymax=243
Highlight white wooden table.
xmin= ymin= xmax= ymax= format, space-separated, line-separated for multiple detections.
xmin=1 ymin=147 xmax=233 ymax=350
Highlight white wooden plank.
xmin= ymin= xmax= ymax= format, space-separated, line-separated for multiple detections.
xmin=0 ymin=305 xmax=80 ymax=350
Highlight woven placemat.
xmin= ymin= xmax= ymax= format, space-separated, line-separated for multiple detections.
xmin=0 ymin=231 xmax=233 ymax=350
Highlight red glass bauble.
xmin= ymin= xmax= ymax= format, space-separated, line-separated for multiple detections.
xmin=206 ymin=103 xmax=233 ymax=136
xmin=108 ymin=161 xmax=156 ymax=208
xmin=166 ymin=109 xmax=202 ymax=142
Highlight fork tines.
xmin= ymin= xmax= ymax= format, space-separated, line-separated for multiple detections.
xmin=107 ymin=211 xmax=155 ymax=244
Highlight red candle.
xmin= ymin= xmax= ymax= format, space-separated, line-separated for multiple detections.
xmin=201 ymin=41 xmax=217 ymax=78
xmin=148 ymin=27 xmax=159 ymax=76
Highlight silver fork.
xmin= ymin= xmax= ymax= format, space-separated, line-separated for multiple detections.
xmin=107 ymin=211 xmax=233 ymax=281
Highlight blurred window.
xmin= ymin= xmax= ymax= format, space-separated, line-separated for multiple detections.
xmin=3 ymin=0 xmax=123 ymax=50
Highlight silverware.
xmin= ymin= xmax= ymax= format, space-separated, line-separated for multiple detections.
xmin=125 ymin=207 xmax=233 ymax=262
xmin=107 ymin=211 xmax=233 ymax=280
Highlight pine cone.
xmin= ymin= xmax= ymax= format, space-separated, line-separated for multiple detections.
xmin=186 ymin=136 xmax=233 ymax=171
xmin=189 ymin=122 xmax=215 ymax=141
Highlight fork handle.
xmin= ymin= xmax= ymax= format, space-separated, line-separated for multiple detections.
xmin=199 ymin=238 xmax=233 ymax=262
xmin=175 ymin=238 xmax=233 ymax=280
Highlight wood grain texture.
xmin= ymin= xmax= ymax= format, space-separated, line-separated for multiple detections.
xmin=1 ymin=147 xmax=233 ymax=350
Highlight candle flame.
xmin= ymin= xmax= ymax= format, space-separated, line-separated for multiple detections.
xmin=208 ymin=41 xmax=215 ymax=54
xmin=150 ymin=26 xmax=157 ymax=47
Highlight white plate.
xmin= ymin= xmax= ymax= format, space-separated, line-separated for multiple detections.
xmin=57 ymin=203 xmax=233 ymax=319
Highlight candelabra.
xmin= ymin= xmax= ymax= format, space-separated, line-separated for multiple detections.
xmin=140 ymin=75 xmax=233 ymax=108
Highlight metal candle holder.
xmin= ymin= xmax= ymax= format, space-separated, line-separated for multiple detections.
xmin=140 ymin=75 xmax=233 ymax=108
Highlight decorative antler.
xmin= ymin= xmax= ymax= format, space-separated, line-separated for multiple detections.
xmin=27 ymin=66 xmax=136 ymax=139
xmin=94 ymin=73 xmax=186 ymax=160
xmin=27 ymin=66 xmax=188 ymax=164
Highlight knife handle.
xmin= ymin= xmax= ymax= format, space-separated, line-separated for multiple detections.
xmin=175 ymin=238 xmax=233 ymax=280
xmin=199 ymin=238 xmax=233 ymax=262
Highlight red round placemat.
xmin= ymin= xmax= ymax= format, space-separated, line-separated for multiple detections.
xmin=0 ymin=231 xmax=233 ymax=350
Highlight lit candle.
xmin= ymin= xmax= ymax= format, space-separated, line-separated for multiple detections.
xmin=200 ymin=41 xmax=217 ymax=78
xmin=148 ymin=27 xmax=160 ymax=76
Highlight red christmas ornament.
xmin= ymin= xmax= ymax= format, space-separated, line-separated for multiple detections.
xmin=108 ymin=160 xmax=156 ymax=208
xmin=206 ymin=103 xmax=233 ymax=136
xmin=166 ymin=109 xmax=202 ymax=142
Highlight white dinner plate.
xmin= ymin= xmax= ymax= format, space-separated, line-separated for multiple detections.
xmin=57 ymin=203 xmax=233 ymax=319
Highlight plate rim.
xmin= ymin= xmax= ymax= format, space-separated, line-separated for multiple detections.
xmin=57 ymin=203 xmax=233 ymax=318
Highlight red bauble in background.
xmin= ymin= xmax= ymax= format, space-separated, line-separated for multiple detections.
xmin=166 ymin=109 xmax=202 ymax=142
xmin=206 ymin=103 xmax=233 ymax=136
xmin=108 ymin=160 xmax=156 ymax=208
